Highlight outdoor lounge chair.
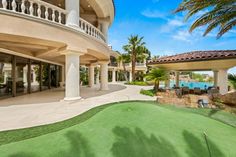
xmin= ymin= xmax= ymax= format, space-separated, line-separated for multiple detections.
xmin=175 ymin=89 xmax=182 ymax=98
xmin=198 ymin=99 xmax=209 ymax=108
xmin=194 ymin=87 xmax=201 ymax=95
xmin=182 ymin=87 xmax=190 ymax=95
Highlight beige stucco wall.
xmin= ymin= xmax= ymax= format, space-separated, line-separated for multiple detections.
xmin=0 ymin=12 xmax=111 ymax=63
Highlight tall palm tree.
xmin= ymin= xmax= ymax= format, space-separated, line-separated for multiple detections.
xmin=145 ymin=68 xmax=168 ymax=92
xmin=123 ymin=35 xmax=146 ymax=81
xmin=117 ymin=53 xmax=131 ymax=81
xmin=175 ymin=0 xmax=236 ymax=38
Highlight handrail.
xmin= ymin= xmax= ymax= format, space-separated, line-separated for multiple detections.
xmin=0 ymin=0 xmax=67 ymax=24
xmin=79 ymin=18 xmax=106 ymax=42
xmin=0 ymin=0 xmax=106 ymax=43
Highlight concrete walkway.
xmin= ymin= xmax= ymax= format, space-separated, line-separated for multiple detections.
xmin=0 ymin=83 xmax=156 ymax=131
xmin=0 ymin=84 xmax=127 ymax=106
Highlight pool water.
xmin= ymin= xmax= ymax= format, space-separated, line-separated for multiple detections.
xmin=170 ymin=80 xmax=213 ymax=90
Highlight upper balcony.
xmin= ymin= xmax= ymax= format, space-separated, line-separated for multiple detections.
xmin=0 ymin=0 xmax=114 ymax=43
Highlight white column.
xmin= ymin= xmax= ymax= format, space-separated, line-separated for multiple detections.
xmin=129 ymin=71 xmax=132 ymax=82
xmin=89 ymin=65 xmax=95 ymax=88
xmin=64 ymin=52 xmax=82 ymax=101
xmin=66 ymin=0 xmax=80 ymax=28
xmin=165 ymin=71 xmax=171 ymax=89
xmin=218 ymin=69 xmax=228 ymax=95
xmin=112 ymin=69 xmax=116 ymax=83
xmin=59 ymin=65 xmax=65 ymax=88
xmin=4 ymin=72 xmax=7 ymax=84
xmin=143 ymin=71 xmax=147 ymax=82
xmin=96 ymin=67 xmax=100 ymax=85
xmin=213 ymin=70 xmax=218 ymax=88
xmin=98 ymin=20 xmax=109 ymax=42
xmin=23 ymin=66 xmax=27 ymax=83
xmin=175 ymin=71 xmax=180 ymax=87
xmin=99 ymin=61 xmax=109 ymax=90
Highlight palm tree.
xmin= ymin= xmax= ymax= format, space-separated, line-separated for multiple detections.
xmin=145 ymin=68 xmax=168 ymax=92
xmin=175 ymin=0 xmax=236 ymax=38
xmin=117 ymin=53 xmax=131 ymax=81
xmin=228 ymin=74 xmax=236 ymax=90
xmin=123 ymin=35 xmax=145 ymax=81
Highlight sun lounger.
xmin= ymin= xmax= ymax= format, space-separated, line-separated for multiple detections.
xmin=194 ymin=87 xmax=201 ymax=95
xmin=182 ymin=87 xmax=190 ymax=95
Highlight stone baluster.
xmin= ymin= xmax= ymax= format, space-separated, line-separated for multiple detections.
xmin=45 ymin=6 xmax=48 ymax=20
xmin=2 ymin=0 xmax=7 ymax=9
xmin=11 ymin=0 xmax=17 ymax=11
xmin=58 ymin=12 xmax=62 ymax=24
xmin=52 ymin=9 xmax=55 ymax=22
xmin=21 ymin=0 xmax=25 ymax=13
xmin=37 ymin=4 xmax=41 ymax=17
xmin=89 ymin=27 xmax=91 ymax=35
xmin=86 ymin=24 xmax=88 ymax=33
xmin=92 ymin=28 xmax=94 ymax=36
xmin=29 ymin=1 xmax=33 ymax=16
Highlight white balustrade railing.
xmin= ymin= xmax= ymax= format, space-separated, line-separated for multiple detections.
xmin=0 ymin=0 xmax=107 ymax=43
xmin=79 ymin=18 xmax=106 ymax=42
xmin=0 ymin=0 xmax=67 ymax=24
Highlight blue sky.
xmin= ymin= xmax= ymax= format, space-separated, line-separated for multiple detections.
xmin=108 ymin=0 xmax=236 ymax=74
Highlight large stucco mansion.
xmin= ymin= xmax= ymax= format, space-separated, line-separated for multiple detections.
xmin=0 ymin=0 xmax=117 ymax=101
xmin=0 ymin=0 xmax=148 ymax=101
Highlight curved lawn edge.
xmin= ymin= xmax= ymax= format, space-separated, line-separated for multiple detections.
xmin=0 ymin=100 xmax=235 ymax=146
xmin=0 ymin=101 xmax=156 ymax=146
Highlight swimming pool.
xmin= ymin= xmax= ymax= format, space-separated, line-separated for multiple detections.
xmin=170 ymin=80 xmax=213 ymax=90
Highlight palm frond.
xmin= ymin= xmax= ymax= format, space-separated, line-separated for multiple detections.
xmin=176 ymin=0 xmax=236 ymax=38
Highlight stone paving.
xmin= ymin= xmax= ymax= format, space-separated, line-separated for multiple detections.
xmin=0 ymin=83 xmax=156 ymax=131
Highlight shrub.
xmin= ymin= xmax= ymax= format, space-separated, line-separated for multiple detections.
xmin=125 ymin=81 xmax=149 ymax=86
xmin=140 ymin=89 xmax=155 ymax=97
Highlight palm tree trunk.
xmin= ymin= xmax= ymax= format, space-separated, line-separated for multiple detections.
xmin=122 ymin=62 xmax=128 ymax=81
xmin=132 ymin=52 xmax=136 ymax=82
xmin=157 ymin=81 xmax=160 ymax=90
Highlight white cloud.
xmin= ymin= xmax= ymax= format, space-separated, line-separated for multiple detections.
xmin=141 ymin=9 xmax=167 ymax=19
xmin=168 ymin=19 xmax=185 ymax=27
xmin=160 ymin=16 xmax=185 ymax=33
xmin=172 ymin=30 xmax=192 ymax=43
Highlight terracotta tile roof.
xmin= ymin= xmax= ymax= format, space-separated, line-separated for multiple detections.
xmin=148 ymin=50 xmax=236 ymax=64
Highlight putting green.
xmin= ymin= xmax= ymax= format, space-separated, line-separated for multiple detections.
xmin=0 ymin=102 xmax=235 ymax=157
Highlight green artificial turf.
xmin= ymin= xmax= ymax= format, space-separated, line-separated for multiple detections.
xmin=0 ymin=101 xmax=236 ymax=157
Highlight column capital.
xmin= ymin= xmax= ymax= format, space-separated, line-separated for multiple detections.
xmin=90 ymin=62 xmax=99 ymax=67
xmin=98 ymin=60 xmax=110 ymax=65
xmin=61 ymin=50 xmax=85 ymax=56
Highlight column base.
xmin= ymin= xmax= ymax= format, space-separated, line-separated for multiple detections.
xmin=64 ymin=96 xmax=82 ymax=101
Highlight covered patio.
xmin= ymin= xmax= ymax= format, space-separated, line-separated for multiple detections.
xmin=0 ymin=84 xmax=126 ymax=106
xmin=148 ymin=50 xmax=236 ymax=95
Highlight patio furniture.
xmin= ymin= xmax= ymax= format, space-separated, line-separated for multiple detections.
xmin=194 ymin=87 xmax=201 ymax=95
xmin=175 ymin=89 xmax=182 ymax=98
xmin=208 ymin=88 xmax=219 ymax=95
xmin=182 ymin=87 xmax=190 ymax=95
xmin=198 ymin=99 xmax=209 ymax=108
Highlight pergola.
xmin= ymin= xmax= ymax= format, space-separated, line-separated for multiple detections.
xmin=148 ymin=50 xmax=236 ymax=95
